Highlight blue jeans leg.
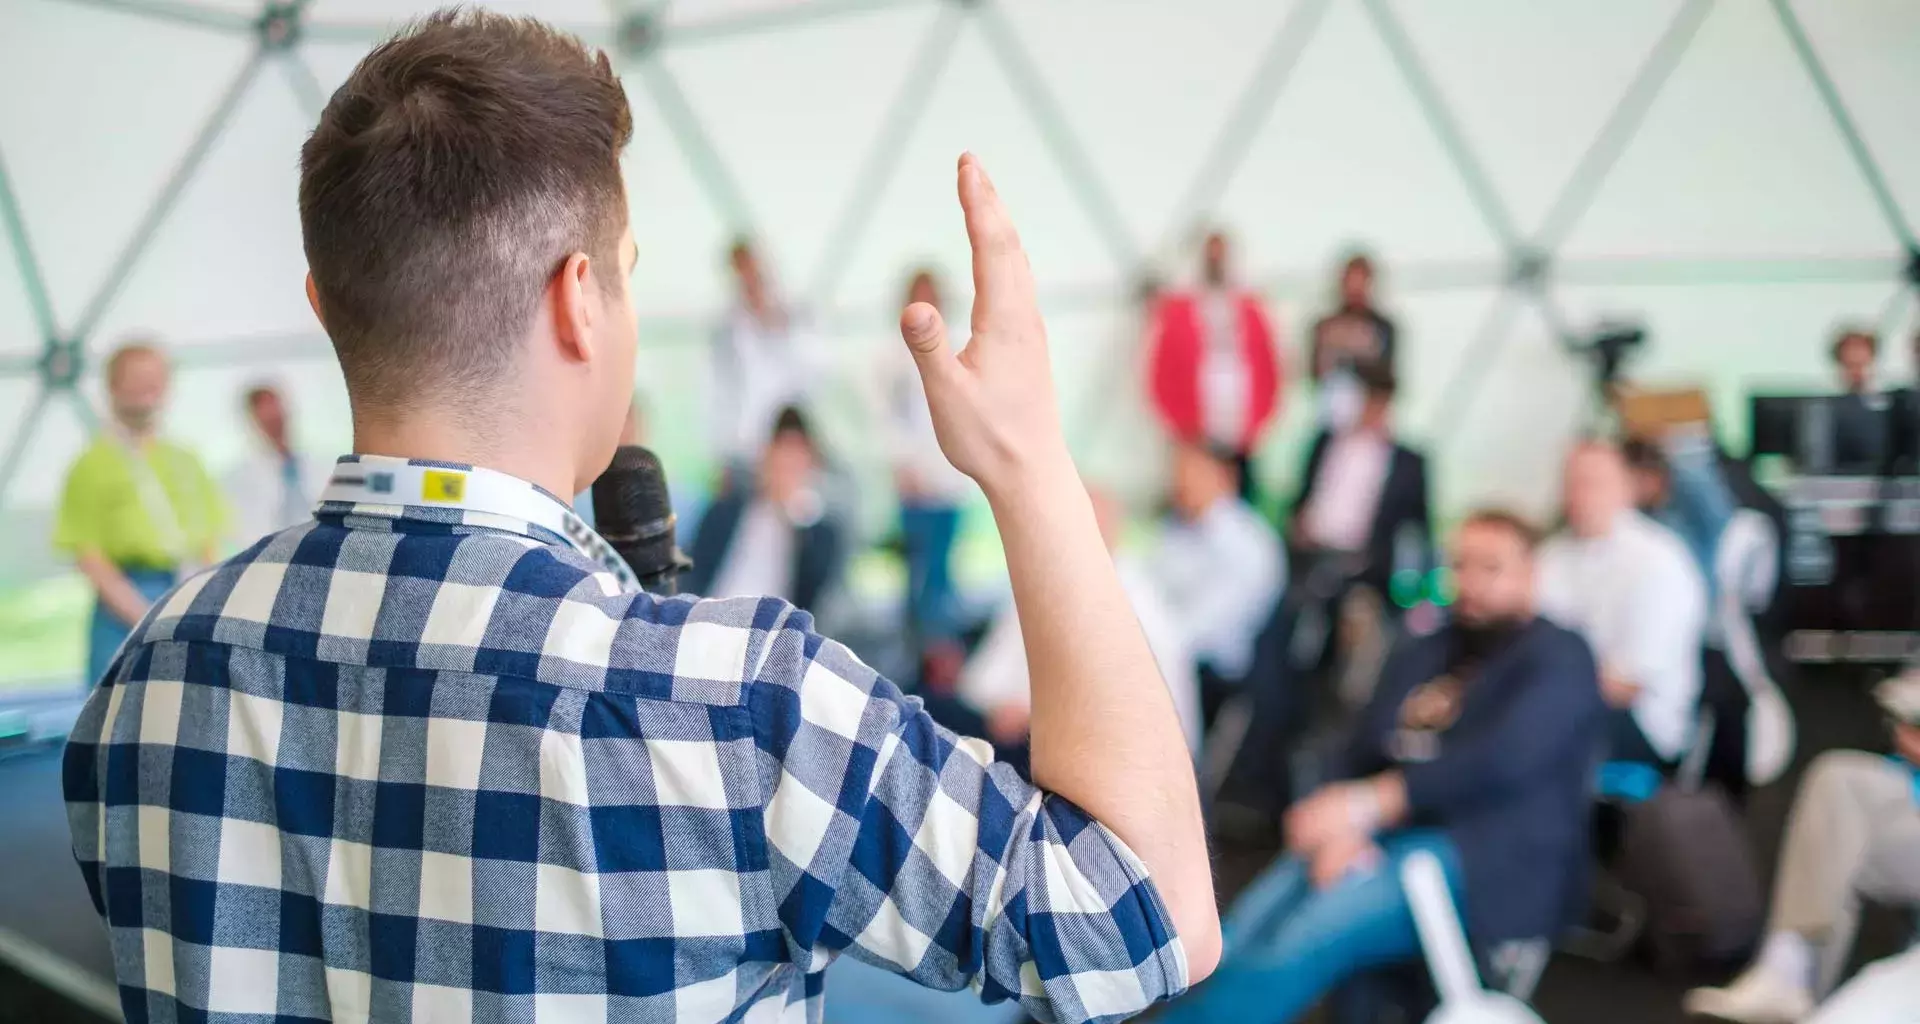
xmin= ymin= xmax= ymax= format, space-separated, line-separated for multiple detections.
xmin=900 ymin=503 xmax=960 ymax=640
xmin=87 ymin=567 xmax=177 ymax=687
xmin=1159 ymin=830 xmax=1464 ymax=1024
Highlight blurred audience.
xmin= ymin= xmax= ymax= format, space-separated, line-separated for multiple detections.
xmin=1160 ymin=511 xmax=1603 ymax=1023
xmin=1289 ymin=363 xmax=1431 ymax=601
xmin=886 ymin=269 xmax=973 ymax=643
xmin=1686 ymin=672 xmax=1920 ymax=1023
xmin=1824 ymin=328 xmax=1891 ymax=473
xmin=709 ymin=238 xmax=818 ymax=479
xmin=56 ymin=340 xmax=225 ymax=686
xmin=1537 ymin=441 xmax=1707 ymax=767
xmin=225 ymin=383 xmax=323 ymax=545
xmin=683 ymin=406 xmax=844 ymax=614
xmin=958 ymin=488 xmax=1200 ymax=758
xmin=1152 ymin=441 xmax=1285 ymax=722
xmin=1146 ymin=229 xmax=1283 ymax=498
xmin=1622 ymin=429 xmax=1736 ymax=597
xmin=1310 ymin=252 xmax=1398 ymax=431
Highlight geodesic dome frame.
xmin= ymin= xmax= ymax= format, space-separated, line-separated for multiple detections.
xmin=1 ymin=0 xmax=1917 ymax=527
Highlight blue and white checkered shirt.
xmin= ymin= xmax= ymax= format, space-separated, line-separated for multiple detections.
xmin=63 ymin=456 xmax=1187 ymax=1023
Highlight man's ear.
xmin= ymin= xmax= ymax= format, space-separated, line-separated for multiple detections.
xmin=552 ymin=252 xmax=596 ymax=364
xmin=304 ymin=273 xmax=325 ymax=328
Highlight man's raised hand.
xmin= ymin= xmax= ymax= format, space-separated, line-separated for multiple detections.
xmin=899 ymin=153 xmax=1068 ymax=497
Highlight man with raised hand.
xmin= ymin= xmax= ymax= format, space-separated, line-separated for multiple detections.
xmin=62 ymin=10 xmax=1216 ymax=1024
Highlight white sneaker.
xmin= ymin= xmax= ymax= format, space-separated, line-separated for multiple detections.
xmin=1684 ymin=967 xmax=1816 ymax=1023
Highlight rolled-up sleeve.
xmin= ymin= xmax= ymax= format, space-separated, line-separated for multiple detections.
xmin=748 ymin=602 xmax=1187 ymax=1022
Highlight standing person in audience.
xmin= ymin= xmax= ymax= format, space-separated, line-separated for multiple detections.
xmin=1145 ymin=229 xmax=1283 ymax=499
xmin=1309 ymin=252 xmax=1398 ymax=431
xmin=1686 ymin=671 xmax=1920 ymax=1023
xmin=682 ymin=406 xmax=843 ymax=615
xmin=55 ymin=340 xmax=225 ymax=686
xmin=1161 ymin=511 xmax=1604 ymax=1023
xmin=709 ymin=237 xmax=816 ymax=483
xmin=959 ymin=487 xmax=1201 ymax=762
xmin=225 ymin=383 xmax=324 ymax=545
xmin=1152 ymin=440 xmax=1285 ymax=723
xmin=1820 ymin=328 xmax=1892 ymax=473
xmin=885 ymin=268 xmax=973 ymax=644
xmin=1289 ymin=363 xmax=1431 ymax=602
xmin=64 ymin=11 xmax=1218 ymax=1017
xmin=1537 ymin=441 xmax=1708 ymax=767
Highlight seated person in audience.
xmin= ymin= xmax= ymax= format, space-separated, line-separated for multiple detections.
xmin=1622 ymin=431 xmax=1737 ymax=597
xmin=1686 ymin=672 xmax=1920 ymax=1024
xmin=1151 ymin=440 xmax=1285 ymax=719
xmin=683 ymin=406 xmax=843 ymax=614
xmin=1160 ymin=510 xmax=1604 ymax=1023
xmin=1537 ymin=441 xmax=1707 ymax=767
xmin=958 ymin=488 xmax=1202 ymax=761
xmin=1289 ymin=362 xmax=1431 ymax=600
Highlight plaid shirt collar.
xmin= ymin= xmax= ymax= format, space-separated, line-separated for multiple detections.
xmin=314 ymin=454 xmax=638 ymax=588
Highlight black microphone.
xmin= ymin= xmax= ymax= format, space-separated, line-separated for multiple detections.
xmin=592 ymin=445 xmax=692 ymax=595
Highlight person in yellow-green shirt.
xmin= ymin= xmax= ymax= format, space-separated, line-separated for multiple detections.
xmin=55 ymin=341 xmax=226 ymax=686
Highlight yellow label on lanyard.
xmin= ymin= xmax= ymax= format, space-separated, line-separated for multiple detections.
xmin=421 ymin=470 xmax=468 ymax=503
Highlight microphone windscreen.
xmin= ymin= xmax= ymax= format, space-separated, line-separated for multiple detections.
xmin=592 ymin=445 xmax=672 ymax=543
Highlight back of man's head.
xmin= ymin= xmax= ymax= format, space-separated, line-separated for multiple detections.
xmin=299 ymin=9 xmax=632 ymax=417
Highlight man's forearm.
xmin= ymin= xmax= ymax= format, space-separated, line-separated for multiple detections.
xmin=77 ymin=550 xmax=149 ymax=626
xmin=984 ymin=452 xmax=1221 ymax=978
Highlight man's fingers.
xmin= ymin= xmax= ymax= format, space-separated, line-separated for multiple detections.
xmin=900 ymin=301 xmax=957 ymax=382
xmin=957 ymin=153 xmax=1036 ymax=324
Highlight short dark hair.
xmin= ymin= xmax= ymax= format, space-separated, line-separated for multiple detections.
xmin=1355 ymin=360 xmax=1397 ymax=400
xmin=1342 ymin=251 xmax=1375 ymax=277
xmin=242 ymin=382 xmax=281 ymax=409
xmin=1460 ymin=507 xmax=1543 ymax=552
xmin=299 ymin=8 xmax=632 ymax=413
xmin=770 ymin=406 xmax=813 ymax=447
xmin=1620 ymin=437 xmax=1668 ymax=478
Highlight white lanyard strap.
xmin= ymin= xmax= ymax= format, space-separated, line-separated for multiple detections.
xmin=318 ymin=456 xmax=639 ymax=592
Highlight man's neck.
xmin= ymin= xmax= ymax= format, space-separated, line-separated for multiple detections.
xmin=114 ymin=420 xmax=156 ymax=446
xmin=354 ymin=416 xmax=578 ymax=502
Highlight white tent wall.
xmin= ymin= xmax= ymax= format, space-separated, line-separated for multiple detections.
xmin=0 ymin=0 xmax=1916 ymax=683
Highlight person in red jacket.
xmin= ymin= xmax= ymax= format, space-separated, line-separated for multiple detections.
xmin=1147 ymin=230 xmax=1284 ymax=499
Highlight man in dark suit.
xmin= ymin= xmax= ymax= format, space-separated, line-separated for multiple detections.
xmin=683 ymin=406 xmax=845 ymax=615
xmin=1159 ymin=510 xmax=1606 ymax=1022
xmin=1289 ymin=362 xmax=1432 ymax=602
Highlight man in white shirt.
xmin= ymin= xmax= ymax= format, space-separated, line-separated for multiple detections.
xmin=1536 ymin=441 xmax=1709 ymax=764
xmin=224 ymin=383 xmax=324 ymax=545
xmin=1152 ymin=442 xmax=1286 ymax=724
xmin=960 ymin=488 xmax=1202 ymax=756
xmin=709 ymin=239 xmax=819 ymax=474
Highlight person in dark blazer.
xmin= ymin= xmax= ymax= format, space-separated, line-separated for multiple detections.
xmin=683 ymin=407 xmax=844 ymax=615
xmin=1289 ymin=362 xmax=1432 ymax=599
xmin=1159 ymin=510 xmax=1605 ymax=1023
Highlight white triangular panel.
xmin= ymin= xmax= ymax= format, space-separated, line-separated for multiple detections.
xmin=1881 ymin=287 xmax=1917 ymax=382
xmin=163 ymin=353 xmax=352 ymax=479
xmin=1000 ymin=0 xmax=1302 ymax=251
xmin=623 ymin=74 xmax=739 ymax=321
xmin=1788 ymin=0 xmax=1920 ymax=239
xmin=1555 ymin=279 xmax=1900 ymax=447
xmin=300 ymin=38 xmax=375 ymax=98
xmin=1560 ymin=1 xmax=1899 ymax=260
xmin=666 ymin=0 xmax=823 ymax=25
xmin=0 ymin=224 xmax=42 ymax=355
xmin=0 ymin=1 xmax=256 ymax=329
xmin=662 ymin=1 xmax=941 ymax=293
xmin=1212 ymin=0 xmax=1506 ymax=278
xmin=1387 ymin=0 xmax=1682 ymax=237
xmin=828 ymin=21 xmax=1127 ymax=313
xmin=7 ymin=390 xmax=93 ymax=512
xmin=1429 ymin=298 xmax=1589 ymax=522
xmin=90 ymin=63 xmax=316 ymax=348
xmin=0 ymin=379 xmax=41 ymax=475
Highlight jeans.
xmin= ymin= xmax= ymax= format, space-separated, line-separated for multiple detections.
xmin=900 ymin=502 xmax=961 ymax=641
xmin=1158 ymin=830 xmax=1464 ymax=1024
xmin=88 ymin=567 xmax=177 ymax=687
